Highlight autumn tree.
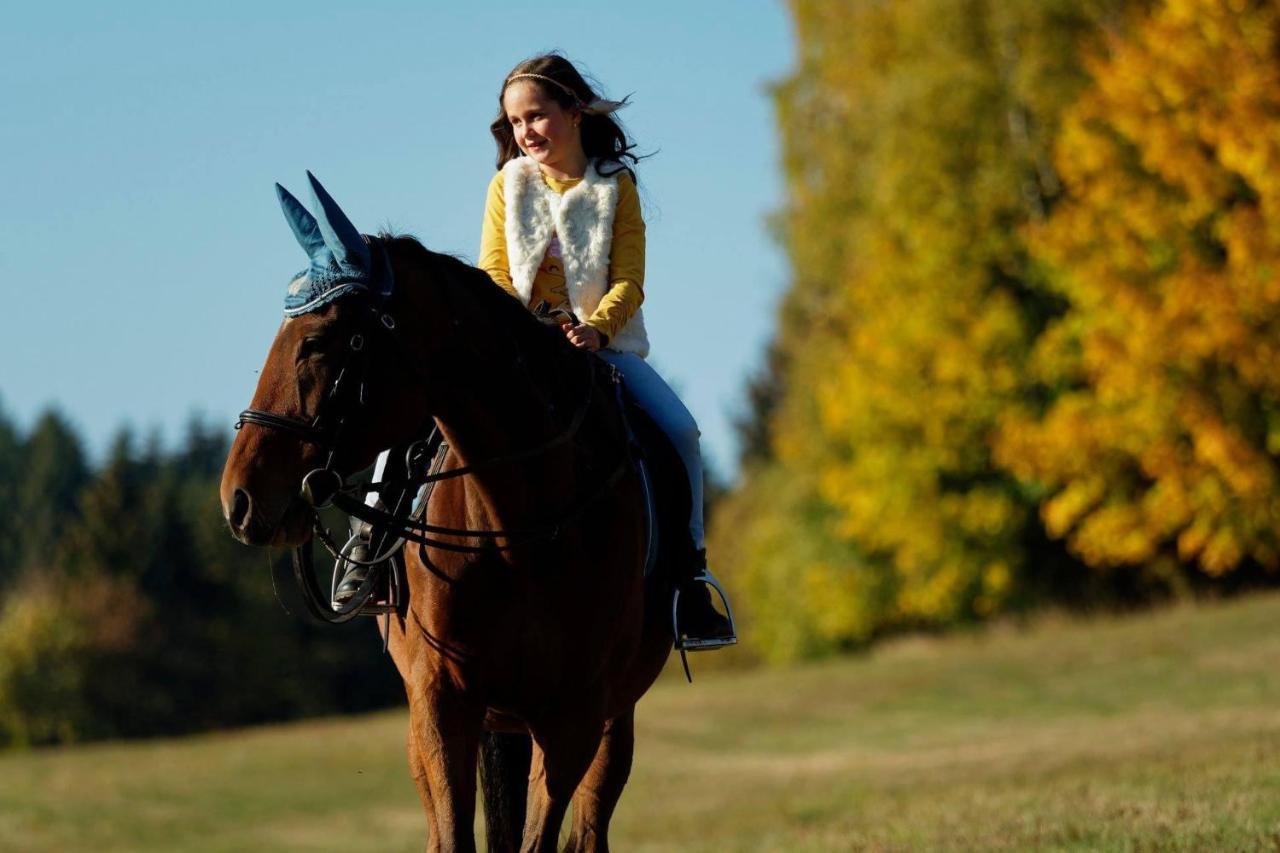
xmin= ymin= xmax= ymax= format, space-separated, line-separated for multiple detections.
xmin=712 ymin=0 xmax=1136 ymax=658
xmin=998 ymin=0 xmax=1280 ymax=581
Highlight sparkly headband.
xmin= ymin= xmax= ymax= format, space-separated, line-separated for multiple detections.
xmin=504 ymin=72 xmax=628 ymax=115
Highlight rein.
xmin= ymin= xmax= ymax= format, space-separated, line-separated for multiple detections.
xmin=237 ymin=236 xmax=633 ymax=579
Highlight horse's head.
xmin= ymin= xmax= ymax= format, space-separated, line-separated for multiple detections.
xmin=219 ymin=174 xmax=434 ymax=547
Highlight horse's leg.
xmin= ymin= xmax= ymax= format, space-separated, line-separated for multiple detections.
xmin=520 ymin=716 xmax=605 ymax=853
xmin=408 ymin=686 xmax=484 ymax=853
xmin=407 ymin=718 xmax=441 ymax=850
xmin=480 ymin=731 xmax=533 ymax=853
xmin=564 ymin=709 xmax=635 ymax=853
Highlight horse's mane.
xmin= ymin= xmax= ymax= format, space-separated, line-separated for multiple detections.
xmin=380 ymin=233 xmax=588 ymax=376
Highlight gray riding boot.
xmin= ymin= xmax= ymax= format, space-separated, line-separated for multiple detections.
xmin=332 ymin=521 xmax=375 ymax=607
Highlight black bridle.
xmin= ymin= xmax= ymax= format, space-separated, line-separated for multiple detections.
xmin=235 ymin=236 xmax=634 ymax=621
xmin=237 ymin=299 xmax=393 ymax=510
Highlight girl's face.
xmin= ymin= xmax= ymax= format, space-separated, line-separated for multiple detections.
xmin=502 ymin=81 xmax=583 ymax=176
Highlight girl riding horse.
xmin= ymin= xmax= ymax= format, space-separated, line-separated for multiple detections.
xmin=223 ymin=54 xmax=740 ymax=850
xmin=336 ymin=54 xmax=735 ymax=649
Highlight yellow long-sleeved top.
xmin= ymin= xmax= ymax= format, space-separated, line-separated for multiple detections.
xmin=478 ymin=167 xmax=645 ymax=344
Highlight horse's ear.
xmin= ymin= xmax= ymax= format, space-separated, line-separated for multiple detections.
xmin=306 ymin=171 xmax=371 ymax=269
xmin=276 ymin=183 xmax=328 ymax=259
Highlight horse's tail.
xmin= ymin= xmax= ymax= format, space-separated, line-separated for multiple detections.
xmin=479 ymin=731 xmax=532 ymax=852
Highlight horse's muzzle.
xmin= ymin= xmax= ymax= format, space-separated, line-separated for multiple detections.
xmin=222 ymin=482 xmax=311 ymax=547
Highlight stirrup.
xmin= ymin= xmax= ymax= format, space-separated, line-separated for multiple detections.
xmin=672 ymin=568 xmax=738 ymax=652
xmin=330 ymin=531 xmax=396 ymax=616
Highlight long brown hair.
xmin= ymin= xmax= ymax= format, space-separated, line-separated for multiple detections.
xmin=490 ymin=54 xmax=643 ymax=181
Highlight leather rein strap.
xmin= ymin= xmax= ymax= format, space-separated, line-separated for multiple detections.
xmin=235 ymin=235 xmax=631 ymax=556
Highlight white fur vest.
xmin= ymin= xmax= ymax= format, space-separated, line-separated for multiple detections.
xmin=502 ymin=156 xmax=650 ymax=357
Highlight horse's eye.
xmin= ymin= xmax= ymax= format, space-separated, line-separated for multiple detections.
xmin=296 ymin=336 xmax=325 ymax=361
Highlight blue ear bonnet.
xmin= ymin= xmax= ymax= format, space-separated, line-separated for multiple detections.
xmin=276 ymin=172 xmax=394 ymax=317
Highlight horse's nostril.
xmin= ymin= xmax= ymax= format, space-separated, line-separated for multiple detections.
xmin=230 ymin=488 xmax=252 ymax=531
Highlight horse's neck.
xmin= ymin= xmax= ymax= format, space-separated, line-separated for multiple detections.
xmin=394 ymin=250 xmax=594 ymax=527
xmin=429 ymin=323 xmax=586 ymax=527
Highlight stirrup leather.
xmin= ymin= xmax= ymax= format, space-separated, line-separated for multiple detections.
xmin=672 ymin=568 xmax=738 ymax=652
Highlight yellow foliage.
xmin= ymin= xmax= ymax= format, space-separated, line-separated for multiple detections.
xmin=717 ymin=0 xmax=1280 ymax=655
xmin=708 ymin=464 xmax=877 ymax=661
xmin=0 ymin=571 xmax=144 ymax=746
xmin=1000 ymin=0 xmax=1280 ymax=575
xmin=714 ymin=0 xmax=1130 ymax=654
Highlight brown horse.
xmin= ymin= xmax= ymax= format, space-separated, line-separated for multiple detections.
xmin=220 ymin=176 xmax=683 ymax=852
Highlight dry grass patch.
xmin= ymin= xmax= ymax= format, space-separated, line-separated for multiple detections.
xmin=5 ymin=594 xmax=1280 ymax=850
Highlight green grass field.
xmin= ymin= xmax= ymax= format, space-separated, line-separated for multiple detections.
xmin=5 ymin=594 xmax=1280 ymax=851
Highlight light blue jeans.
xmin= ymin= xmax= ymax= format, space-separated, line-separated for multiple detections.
xmin=597 ymin=350 xmax=705 ymax=549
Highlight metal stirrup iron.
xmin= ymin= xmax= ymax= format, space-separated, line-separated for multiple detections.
xmin=671 ymin=570 xmax=738 ymax=681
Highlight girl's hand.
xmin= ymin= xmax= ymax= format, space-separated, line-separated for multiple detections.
xmin=565 ymin=324 xmax=603 ymax=352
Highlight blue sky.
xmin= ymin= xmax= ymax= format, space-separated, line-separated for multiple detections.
xmin=0 ymin=1 xmax=793 ymax=478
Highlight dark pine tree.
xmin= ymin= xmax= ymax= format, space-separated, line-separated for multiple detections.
xmin=16 ymin=409 xmax=90 ymax=573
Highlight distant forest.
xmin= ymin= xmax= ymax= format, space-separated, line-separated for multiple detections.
xmin=0 ymin=408 xmax=403 ymax=747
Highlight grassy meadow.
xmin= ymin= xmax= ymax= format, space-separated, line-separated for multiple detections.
xmin=5 ymin=593 xmax=1280 ymax=851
